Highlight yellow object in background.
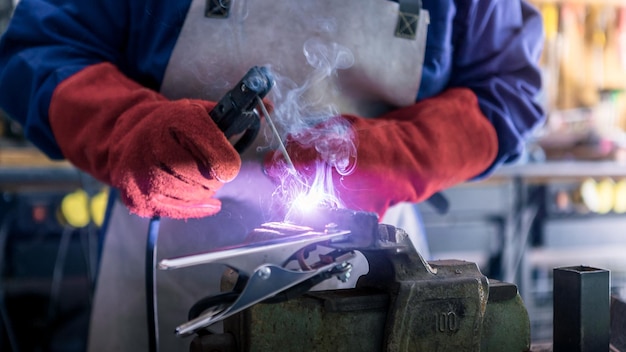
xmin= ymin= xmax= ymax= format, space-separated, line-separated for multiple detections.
xmin=90 ymin=189 xmax=108 ymax=227
xmin=60 ymin=189 xmax=90 ymax=228
xmin=614 ymin=178 xmax=626 ymax=213
xmin=578 ymin=177 xmax=621 ymax=214
xmin=542 ymin=4 xmax=559 ymax=41
xmin=60 ymin=188 xmax=109 ymax=228
xmin=579 ymin=178 xmax=600 ymax=213
xmin=595 ymin=178 xmax=615 ymax=214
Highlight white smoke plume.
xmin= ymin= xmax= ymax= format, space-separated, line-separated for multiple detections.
xmin=264 ymin=40 xmax=358 ymax=220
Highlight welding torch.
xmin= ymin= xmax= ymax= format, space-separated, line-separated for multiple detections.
xmin=209 ymin=66 xmax=295 ymax=171
xmin=147 ymin=68 xmax=297 ymax=351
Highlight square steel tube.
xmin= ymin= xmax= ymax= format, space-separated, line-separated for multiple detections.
xmin=553 ymin=266 xmax=610 ymax=352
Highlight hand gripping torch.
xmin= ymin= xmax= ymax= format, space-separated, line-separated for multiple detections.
xmin=209 ymin=66 xmax=295 ymax=169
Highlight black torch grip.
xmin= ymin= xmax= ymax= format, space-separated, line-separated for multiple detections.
xmin=209 ymin=66 xmax=274 ymax=153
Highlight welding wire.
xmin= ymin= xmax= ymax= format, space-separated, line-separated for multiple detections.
xmin=256 ymin=96 xmax=296 ymax=173
xmin=146 ymin=216 xmax=161 ymax=352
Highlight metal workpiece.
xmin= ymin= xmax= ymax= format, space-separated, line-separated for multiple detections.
xmin=158 ymin=224 xmax=350 ymax=273
xmin=285 ymin=207 xmax=381 ymax=249
xmin=553 ymin=266 xmax=610 ymax=352
xmin=159 ymin=208 xmax=380 ymax=273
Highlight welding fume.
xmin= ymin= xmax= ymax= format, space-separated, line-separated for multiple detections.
xmin=0 ymin=0 xmax=545 ymax=351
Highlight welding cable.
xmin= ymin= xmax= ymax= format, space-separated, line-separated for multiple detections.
xmin=146 ymin=216 xmax=161 ymax=352
xmin=0 ymin=207 xmax=20 ymax=352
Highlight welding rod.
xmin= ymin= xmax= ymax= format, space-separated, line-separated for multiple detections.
xmin=256 ymin=96 xmax=296 ymax=173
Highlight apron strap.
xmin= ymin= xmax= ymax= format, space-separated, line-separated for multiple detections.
xmin=205 ymin=0 xmax=424 ymax=41
xmin=396 ymin=0 xmax=423 ymax=39
xmin=205 ymin=0 xmax=231 ymax=18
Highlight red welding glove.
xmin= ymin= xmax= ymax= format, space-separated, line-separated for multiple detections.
xmin=265 ymin=88 xmax=498 ymax=218
xmin=49 ymin=62 xmax=241 ymax=219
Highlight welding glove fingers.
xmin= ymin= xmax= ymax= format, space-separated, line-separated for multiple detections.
xmin=49 ymin=62 xmax=241 ymax=219
xmin=265 ymin=88 xmax=498 ymax=218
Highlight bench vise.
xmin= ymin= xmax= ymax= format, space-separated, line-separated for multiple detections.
xmin=160 ymin=208 xmax=531 ymax=352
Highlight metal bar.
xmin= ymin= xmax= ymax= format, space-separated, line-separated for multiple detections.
xmin=553 ymin=266 xmax=610 ymax=352
xmin=256 ymin=96 xmax=296 ymax=173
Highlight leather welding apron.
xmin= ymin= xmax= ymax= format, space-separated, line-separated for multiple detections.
xmin=88 ymin=1 xmax=429 ymax=351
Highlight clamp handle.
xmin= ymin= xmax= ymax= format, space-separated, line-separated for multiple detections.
xmin=175 ymin=255 xmax=355 ymax=336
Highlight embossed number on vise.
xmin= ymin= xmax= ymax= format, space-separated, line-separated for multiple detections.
xmin=435 ymin=311 xmax=459 ymax=333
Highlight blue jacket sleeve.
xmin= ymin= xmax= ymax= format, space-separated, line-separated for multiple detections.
xmin=0 ymin=0 xmax=127 ymax=158
xmin=451 ymin=0 xmax=545 ymax=176
xmin=0 ymin=0 xmax=186 ymax=158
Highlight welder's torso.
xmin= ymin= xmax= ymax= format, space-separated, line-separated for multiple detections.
xmin=160 ymin=0 xmax=429 ymax=205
